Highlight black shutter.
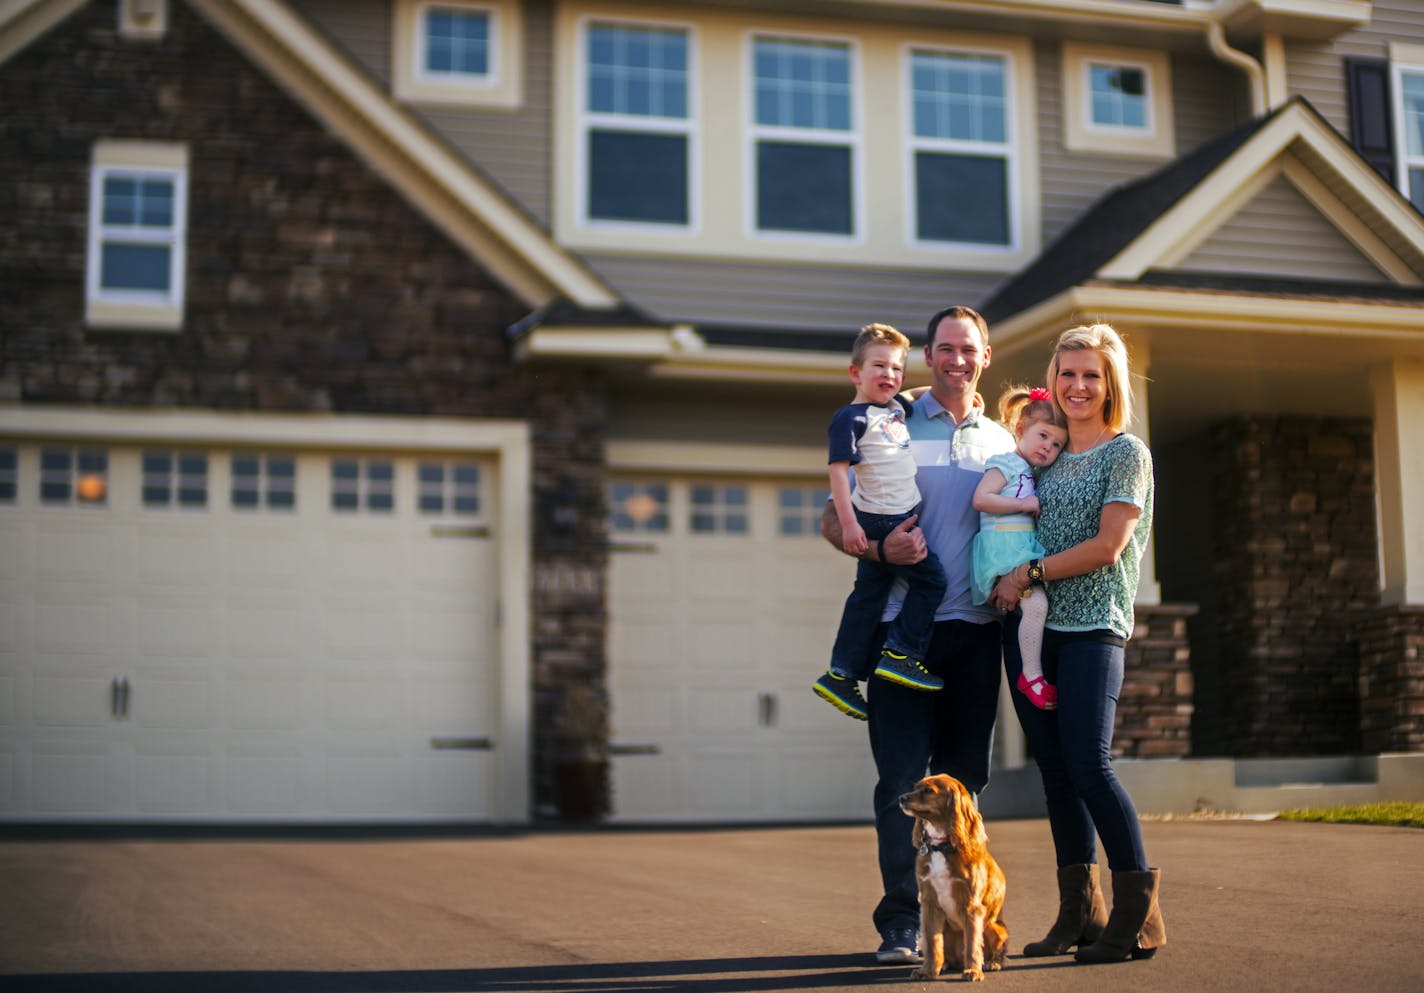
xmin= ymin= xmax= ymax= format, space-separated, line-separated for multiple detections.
xmin=1345 ymin=57 xmax=1395 ymax=182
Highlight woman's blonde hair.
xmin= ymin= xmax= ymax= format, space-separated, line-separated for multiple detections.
xmin=1046 ymin=323 xmax=1134 ymax=433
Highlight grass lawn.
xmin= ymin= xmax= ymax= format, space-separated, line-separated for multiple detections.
xmin=1277 ymin=801 xmax=1424 ymax=828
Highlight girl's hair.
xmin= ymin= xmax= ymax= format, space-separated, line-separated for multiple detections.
xmin=1045 ymin=322 xmax=1134 ymax=433
xmin=851 ymin=323 xmax=910 ymax=366
xmin=997 ymin=384 xmax=1066 ymax=434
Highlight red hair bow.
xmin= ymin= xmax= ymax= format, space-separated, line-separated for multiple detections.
xmin=1029 ymin=387 xmax=1051 ymax=401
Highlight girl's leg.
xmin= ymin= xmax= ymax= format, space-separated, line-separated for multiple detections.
xmin=1055 ymin=640 xmax=1149 ymax=872
xmin=1016 ymin=589 xmax=1056 ymax=709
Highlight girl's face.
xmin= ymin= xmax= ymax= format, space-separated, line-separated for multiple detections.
xmin=1017 ymin=417 xmax=1067 ymax=468
xmin=1054 ymin=348 xmax=1108 ymax=425
xmin=851 ymin=343 xmax=906 ymax=405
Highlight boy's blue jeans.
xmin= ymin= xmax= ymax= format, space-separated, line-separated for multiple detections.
xmin=829 ymin=506 xmax=947 ymax=680
xmin=1002 ymin=613 xmax=1149 ymax=872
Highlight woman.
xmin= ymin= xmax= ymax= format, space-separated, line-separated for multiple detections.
xmin=990 ymin=323 xmax=1165 ymax=964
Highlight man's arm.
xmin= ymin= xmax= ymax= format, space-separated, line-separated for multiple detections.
xmin=821 ymin=502 xmax=927 ymax=565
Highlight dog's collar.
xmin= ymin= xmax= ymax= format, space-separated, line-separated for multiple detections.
xmin=918 ymin=835 xmax=957 ymax=857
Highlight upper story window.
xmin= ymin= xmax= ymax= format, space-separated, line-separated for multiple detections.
xmin=751 ymin=35 xmax=857 ymax=237
xmin=392 ymin=0 xmax=522 ymax=107
xmin=909 ymin=49 xmax=1011 ymax=246
xmin=1393 ymin=59 xmax=1424 ymax=209
xmin=1061 ymin=43 xmax=1173 ymax=160
xmin=581 ymin=20 xmax=693 ymax=227
xmin=86 ymin=140 xmax=188 ymax=331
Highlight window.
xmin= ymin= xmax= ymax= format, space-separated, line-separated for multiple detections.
xmin=40 ymin=447 xmax=108 ymax=506
xmin=778 ymin=485 xmax=830 ymax=536
xmin=392 ymin=0 xmax=522 ymax=107
xmin=1060 ymin=43 xmax=1173 ymax=159
xmin=582 ymin=21 xmax=692 ymax=226
xmin=609 ymin=480 xmax=669 ymax=534
xmin=142 ymin=450 xmax=208 ymax=509
xmin=1395 ymin=63 xmax=1424 ymax=209
xmin=86 ymin=140 xmax=188 ymax=330
xmin=909 ymin=49 xmax=1011 ymax=246
xmin=331 ymin=458 xmax=395 ymax=513
xmin=689 ymin=483 xmax=747 ymax=534
xmin=232 ymin=453 xmax=295 ymax=512
xmin=0 ymin=447 xmax=17 ymax=504
xmin=418 ymin=461 xmax=482 ymax=516
xmin=752 ymin=35 xmax=856 ymax=236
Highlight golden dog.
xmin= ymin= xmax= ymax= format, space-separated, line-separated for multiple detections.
xmin=899 ymin=774 xmax=1008 ymax=981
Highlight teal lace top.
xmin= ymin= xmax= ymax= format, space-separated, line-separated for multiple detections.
xmin=1037 ymin=433 xmax=1154 ymax=639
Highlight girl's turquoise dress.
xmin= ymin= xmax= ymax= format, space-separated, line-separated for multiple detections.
xmin=971 ymin=450 xmax=1046 ymax=605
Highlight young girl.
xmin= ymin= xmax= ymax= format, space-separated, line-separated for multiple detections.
xmin=971 ymin=386 xmax=1067 ymax=710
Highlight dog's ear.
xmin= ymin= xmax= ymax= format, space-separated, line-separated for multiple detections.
xmin=912 ymin=816 xmax=924 ymax=849
xmin=951 ymin=781 xmax=988 ymax=852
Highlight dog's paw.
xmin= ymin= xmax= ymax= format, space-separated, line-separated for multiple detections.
xmin=910 ymin=966 xmax=938 ymax=981
xmin=961 ymin=968 xmax=984 ymax=982
xmin=985 ymin=960 xmax=1002 ymax=972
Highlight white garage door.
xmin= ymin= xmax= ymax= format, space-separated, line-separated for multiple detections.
xmin=0 ymin=436 xmax=502 ymax=823
xmin=606 ymin=474 xmax=878 ymax=823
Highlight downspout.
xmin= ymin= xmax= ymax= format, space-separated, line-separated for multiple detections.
xmin=1207 ymin=20 xmax=1267 ymax=117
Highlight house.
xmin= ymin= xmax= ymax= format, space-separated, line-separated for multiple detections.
xmin=1 ymin=0 xmax=1421 ymax=826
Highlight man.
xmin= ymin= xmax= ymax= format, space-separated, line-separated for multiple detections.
xmin=821 ymin=305 xmax=1015 ymax=963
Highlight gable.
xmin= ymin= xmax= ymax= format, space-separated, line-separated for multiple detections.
xmin=1173 ymin=173 xmax=1392 ymax=284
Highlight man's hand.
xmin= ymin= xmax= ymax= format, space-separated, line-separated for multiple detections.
xmin=880 ymin=514 xmax=927 ymax=565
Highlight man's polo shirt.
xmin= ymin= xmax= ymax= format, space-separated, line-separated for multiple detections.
xmin=880 ymin=391 xmax=1016 ymax=625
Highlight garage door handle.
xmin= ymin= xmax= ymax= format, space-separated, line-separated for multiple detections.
xmin=609 ymin=743 xmax=661 ymax=756
xmin=429 ymin=736 xmax=493 ymax=750
xmin=609 ymin=541 xmax=658 ymax=553
xmin=110 ymin=677 xmax=131 ymax=719
xmin=430 ymin=525 xmax=491 ymax=539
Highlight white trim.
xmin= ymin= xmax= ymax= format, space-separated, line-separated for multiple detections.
xmin=0 ymin=0 xmax=85 ymax=66
xmin=85 ymin=140 xmax=190 ymax=332
xmin=1061 ymin=42 xmax=1174 ymax=160
xmin=391 ymin=0 xmax=523 ymax=109
xmin=0 ymin=404 xmax=534 ymax=823
xmin=1388 ymin=56 xmax=1424 ymax=211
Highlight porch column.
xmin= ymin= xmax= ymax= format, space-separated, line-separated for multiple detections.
xmin=1372 ymin=359 xmax=1424 ymax=606
xmin=1128 ymin=337 xmax=1161 ymax=605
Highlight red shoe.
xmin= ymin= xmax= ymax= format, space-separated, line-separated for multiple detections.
xmin=1017 ymin=673 xmax=1058 ymax=710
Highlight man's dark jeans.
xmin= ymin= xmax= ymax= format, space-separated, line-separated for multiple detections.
xmin=867 ymin=618 xmax=1003 ymax=935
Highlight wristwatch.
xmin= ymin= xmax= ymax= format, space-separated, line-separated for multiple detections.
xmin=1026 ymin=559 xmax=1045 ymax=585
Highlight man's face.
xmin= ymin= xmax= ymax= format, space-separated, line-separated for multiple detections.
xmin=924 ymin=315 xmax=990 ymax=406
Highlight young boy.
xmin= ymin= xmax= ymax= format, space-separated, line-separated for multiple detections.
xmin=813 ymin=324 xmax=948 ymax=721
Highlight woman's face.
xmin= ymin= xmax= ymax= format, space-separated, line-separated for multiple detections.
xmin=1054 ymin=348 xmax=1108 ymax=425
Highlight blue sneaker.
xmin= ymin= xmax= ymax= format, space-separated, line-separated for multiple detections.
xmin=873 ymin=650 xmax=943 ymax=691
xmin=812 ymin=671 xmax=868 ymax=721
xmin=876 ymin=927 xmax=921 ymax=963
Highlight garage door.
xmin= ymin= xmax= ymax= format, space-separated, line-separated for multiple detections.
xmin=0 ymin=435 xmax=502 ymax=823
xmin=606 ymin=474 xmax=878 ymax=822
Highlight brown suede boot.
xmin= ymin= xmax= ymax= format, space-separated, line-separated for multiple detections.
xmin=1022 ymin=863 xmax=1109 ymax=956
xmin=1074 ymin=868 xmax=1166 ymax=963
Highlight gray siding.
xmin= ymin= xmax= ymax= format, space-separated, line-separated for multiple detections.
xmin=1286 ymin=0 xmax=1424 ymax=134
xmin=1175 ymin=175 xmax=1386 ymax=282
xmin=290 ymin=0 xmax=553 ymax=224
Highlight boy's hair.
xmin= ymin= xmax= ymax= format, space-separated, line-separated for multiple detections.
xmin=997 ymin=384 xmax=1067 ymax=433
xmin=851 ymin=323 xmax=910 ymax=366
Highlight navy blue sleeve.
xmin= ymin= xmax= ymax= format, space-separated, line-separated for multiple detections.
xmin=828 ymin=404 xmax=867 ymax=465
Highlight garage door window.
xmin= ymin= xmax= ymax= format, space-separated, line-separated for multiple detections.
xmin=418 ymin=460 xmax=482 ymax=516
xmin=690 ymin=483 xmax=747 ymax=534
xmin=40 ymin=447 xmax=108 ymax=506
xmin=142 ymin=450 xmax=208 ymax=509
xmin=609 ymin=480 xmax=669 ymax=534
xmin=332 ymin=458 xmax=395 ymax=513
xmin=232 ymin=453 xmax=295 ymax=511
xmin=778 ymin=485 xmax=830 ymax=536
xmin=0 ymin=447 xmax=15 ymax=504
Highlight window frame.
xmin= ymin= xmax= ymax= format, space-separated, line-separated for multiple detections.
xmin=904 ymin=44 xmax=1018 ymax=251
xmin=745 ymin=31 xmax=863 ymax=243
xmin=1389 ymin=46 xmax=1424 ymax=212
xmin=575 ymin=15 xmax=699 ymax=233
xmin=85 ymin=140 xmax=188 ymax=332
xmin=392 ymin=0 xmax=523 ymax=108
xmin=1060 ymin=42 xmax=1174 ymax=160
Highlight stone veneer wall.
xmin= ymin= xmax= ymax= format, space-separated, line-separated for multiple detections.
xmin=1116 ymin=605 xmax=1196 ymax=758
xmin=1357 ymin=607 xmax=1424 ymax=753
xmin=0 ymin=4 xmax=608 ymax=814
xmin=1209 ymin=417 xmax=1379 ymax=756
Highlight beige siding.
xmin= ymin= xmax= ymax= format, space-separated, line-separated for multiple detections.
xmin=1286 ymin=0 xmax=1424 ymax=134
xmin=1175 ymin=175 xmax=1387 ymax=282
xmin=290 ymin=0 xmax=554 ymax=224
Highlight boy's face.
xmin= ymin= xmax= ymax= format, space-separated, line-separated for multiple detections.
xmin=850 ymin=343 xmax=906 ymax=405
xmin=1019 ymin=419 xmax=1067 ymax=468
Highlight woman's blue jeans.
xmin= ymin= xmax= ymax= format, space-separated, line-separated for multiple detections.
xmin=1003 ymin=613 xmax=1149 ymax=872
